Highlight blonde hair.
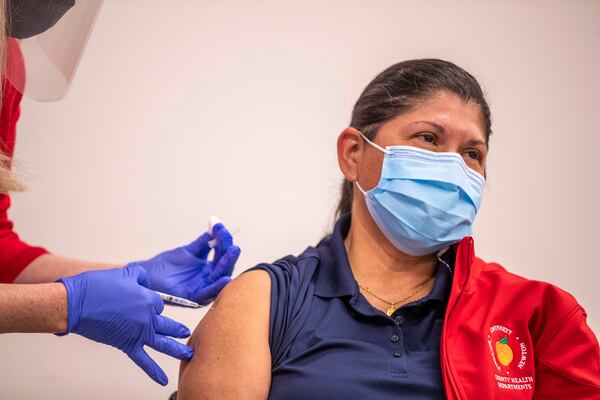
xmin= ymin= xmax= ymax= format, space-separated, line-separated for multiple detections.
xmin=0 ymin=0 xmax=24 ymax=194
xmin=1 ymin=152 xmax=25 ymax=193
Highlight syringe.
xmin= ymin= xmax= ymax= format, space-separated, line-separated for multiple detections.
xmin=155 ymin=291 xmax=202 ymax=308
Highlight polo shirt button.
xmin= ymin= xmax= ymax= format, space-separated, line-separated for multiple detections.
xmin=393 ymin=352 xmax=402 ymax=358
xmin=394 ymin=315 xmax=404 ymax=324
xmin=390 ymin=334 xmax=400 ymax=343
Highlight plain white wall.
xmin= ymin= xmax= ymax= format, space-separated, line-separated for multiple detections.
xmin=1 ymin=0 xmax=599 ymax=398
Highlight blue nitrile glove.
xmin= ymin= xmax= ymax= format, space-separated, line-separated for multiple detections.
xmin=57 ymin=266 xmax=193 ymax=386
xmin=127 ymin=223 xmax=241 ymax=305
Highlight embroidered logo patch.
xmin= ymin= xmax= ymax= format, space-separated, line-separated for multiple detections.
xmin=487 ymin=325 xmax=534 ymax=391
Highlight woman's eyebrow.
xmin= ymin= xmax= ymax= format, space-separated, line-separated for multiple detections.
xmin=465 ymin=138 xmax=488 ymax=149
xmin=410 ymin=120 xmax=446 ymax=133
xmin=411 ymin=120 xmax=488 ymax=149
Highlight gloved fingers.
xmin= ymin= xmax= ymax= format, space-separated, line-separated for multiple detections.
xmin=210 ymin=222 xmax=225 ymax=237
xmin=144 ymin=289 xmax=165 ymax=314
xmin=193 ymin=275 xmax=231 ymax=305
xmin=155 ymin=315 xmax=191 ymax=338
xmin=207 ymin=245 xmax=241 ymax=283
xmin=183 ymin=232 xmax=212 ymax=259
xmin=183 ymin=223 xmax=233 ymax=260
xmin=149 ymin=334 xmax=194 ymax=361
xmin=128 ymin=348 xmax=169 ymax=386
xmin=126 ymin=264 xmax=151 ymax=288
xmin=213 ymin=225 xmax=234 ymax=261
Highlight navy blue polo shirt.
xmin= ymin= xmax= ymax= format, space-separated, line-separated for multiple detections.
xmin=252 ymin=214 xmax=454 ymax=399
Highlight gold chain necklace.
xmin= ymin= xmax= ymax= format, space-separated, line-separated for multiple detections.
xmin=357 ymin=255 xmax=449 ymax=317
xmin=359 ymin=277 xmax=432 ymax=317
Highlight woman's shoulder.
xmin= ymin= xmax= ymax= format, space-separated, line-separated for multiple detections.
xmin=474 ymin=256 xmax=579 ymax=307
xmin=246 ymin=246 xmax=322 ymax=294
xmin=242 ymin=247 xmax=324 ymax=365
xmin=472 ymin=257 xmax=586 ymax=339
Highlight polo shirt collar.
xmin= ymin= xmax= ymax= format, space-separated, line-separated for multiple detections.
xmin=314 ymin=214 xmax=454 ymax=302
xmin=426 ymin=247 xmax=454 ymax=302
xmin=314 ymin=214 xmax=357 ymax=298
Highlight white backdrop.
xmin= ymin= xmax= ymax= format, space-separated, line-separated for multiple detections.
xmin=1 ymin=0 xmax=599 ymax=398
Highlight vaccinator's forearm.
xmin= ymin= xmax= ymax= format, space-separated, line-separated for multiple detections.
xmin=0 ymin=282 xmax=68 ymax=333
xmin=13 ymin=253 xmax=121 ymax=284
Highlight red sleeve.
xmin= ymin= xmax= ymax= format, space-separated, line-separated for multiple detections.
xmin=533 ymin=287 xmax=600 ymax=399
xmin=0 ymin=68 xmax=49 ymax=283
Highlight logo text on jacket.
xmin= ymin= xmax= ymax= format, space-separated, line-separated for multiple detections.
xmin=487 ymin=324 xmax=534 ymax=391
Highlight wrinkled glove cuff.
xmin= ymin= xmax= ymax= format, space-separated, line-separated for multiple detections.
xmin=54 ymin=277 xmax=79 ymax=336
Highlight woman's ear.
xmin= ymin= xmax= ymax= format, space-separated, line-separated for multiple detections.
xmin=337 ymin=127 xmax=363 ymax=183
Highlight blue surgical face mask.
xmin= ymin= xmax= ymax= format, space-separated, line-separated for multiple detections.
xmin=356 ymin=132 xmax=485 ymax=256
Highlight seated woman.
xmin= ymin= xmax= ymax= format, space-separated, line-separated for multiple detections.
xmin=177 ymin=59 xmax=600 ymax=399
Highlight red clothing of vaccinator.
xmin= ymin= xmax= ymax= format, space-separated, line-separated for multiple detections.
xmin=0 ymin=74 xmax=48 ymax=283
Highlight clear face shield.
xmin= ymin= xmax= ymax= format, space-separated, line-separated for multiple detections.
xmin=5 ymin=0 xmax=104 ymax=102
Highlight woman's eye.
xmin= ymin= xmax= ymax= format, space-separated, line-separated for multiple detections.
xmin=467 ymin=151 xmax=481 ymax=160
xmin=417 ymin=133 xmax=436 ymax=144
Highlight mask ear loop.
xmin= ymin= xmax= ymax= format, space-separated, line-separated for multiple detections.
xmin=358 ymin=131 xmax=391 ymax=154
xmin=355 ymin=181 xmax=367 ymax=194
xmin=354 ymin=131 xmax=390 ymax=194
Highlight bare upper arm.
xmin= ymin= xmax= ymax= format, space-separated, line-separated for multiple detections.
xmin=178 ymin=270 xmax=272 ymax=400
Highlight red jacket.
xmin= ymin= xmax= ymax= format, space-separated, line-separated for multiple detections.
xmin=442 ymin=237 xmax=600 ymax=399
xmin=0 ymin=73 xmax=48 ymax=283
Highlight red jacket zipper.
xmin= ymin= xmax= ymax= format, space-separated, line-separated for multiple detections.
xmin=441 ymin=237 xmax=474 ymax=399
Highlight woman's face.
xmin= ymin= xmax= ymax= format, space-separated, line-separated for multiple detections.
xmin=355 ymin=91 xmax=488 ymax=191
